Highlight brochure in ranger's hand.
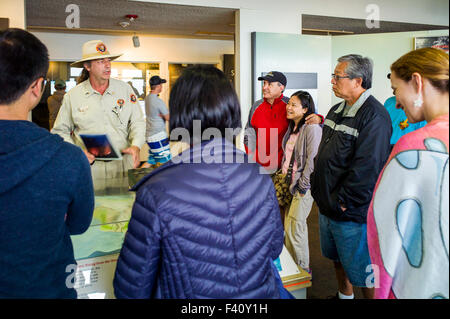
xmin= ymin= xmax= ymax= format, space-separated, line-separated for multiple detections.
xmin=79 ymin=134 xmax=122 ymax=160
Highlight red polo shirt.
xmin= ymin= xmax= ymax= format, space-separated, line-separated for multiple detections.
xmin=248 ymin=95 xmax=289 ymax=170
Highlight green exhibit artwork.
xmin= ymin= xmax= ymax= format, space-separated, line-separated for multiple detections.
xmin=71 ymin=194 xmax=135 ymax=260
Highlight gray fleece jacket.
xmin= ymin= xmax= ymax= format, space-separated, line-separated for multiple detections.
xmin=281 ymin=122 xmax=322 ymax=195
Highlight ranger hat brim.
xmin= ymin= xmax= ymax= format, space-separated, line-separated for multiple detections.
xmin=71 ymin=40 xmax=122 ymax=68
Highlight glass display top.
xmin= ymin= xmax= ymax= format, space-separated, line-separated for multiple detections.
xmin=72 ymin=175 xmax=135 ymax=260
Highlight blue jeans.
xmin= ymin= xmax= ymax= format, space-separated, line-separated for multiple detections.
xmin=319 ymin=213 xmax=372 ymax=287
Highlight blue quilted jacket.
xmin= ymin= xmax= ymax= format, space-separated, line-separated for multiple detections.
xmin=113 ymin=138 xmax=285 ymax=298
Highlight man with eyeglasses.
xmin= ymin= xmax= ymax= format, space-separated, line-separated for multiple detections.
xmin=310 ymin=54 xmax=392 ymax=299
xmin=0 ymin=28 xmax=94 ymax=298
xmin=52 ymin=40 xmax=145 ymax=180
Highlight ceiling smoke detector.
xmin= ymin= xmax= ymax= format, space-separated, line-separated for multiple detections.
xmin=119 ymin=21 xmax=130 ymax=28
xmin=125 ymin=14 xmax=138 ymax=22
xmin=117 ymin=14 xmax=140 ymax=48
xmin=119 ymin=14 xmax=138 ymax=28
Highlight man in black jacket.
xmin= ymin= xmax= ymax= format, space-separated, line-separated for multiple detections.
xmin=310 ymin=54 xmax=392 ymax=299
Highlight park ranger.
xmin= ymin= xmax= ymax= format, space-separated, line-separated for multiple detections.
xmin=52 ymin=40 xmax=146 ymax=180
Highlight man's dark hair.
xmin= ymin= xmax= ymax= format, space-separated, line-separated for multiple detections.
xmin=0 ymin=28 xmax=49 ymax=105
xmin=77 ymin=62 xmax=91 ymax=84
xmin=55 ymin=83 xmax=66 ymax=91
xmin=169 ymin=64 xmax=241 ymax=142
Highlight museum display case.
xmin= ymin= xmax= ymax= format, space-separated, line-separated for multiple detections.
xmin=71 ymin=172 xmax=311 ymax=299
xmin=71 ymin=174 xmax=135 ymax=299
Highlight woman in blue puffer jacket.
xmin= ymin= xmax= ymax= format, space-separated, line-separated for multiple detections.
xmin=113 ymin=65 xmax=291 ymax=299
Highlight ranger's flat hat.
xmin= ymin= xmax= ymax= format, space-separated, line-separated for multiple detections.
xmin=71 ymin=40 xmax=122 ymax=68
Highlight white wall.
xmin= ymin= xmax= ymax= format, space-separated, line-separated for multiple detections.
xmin=1 ymin=0 xmax=26 ymax=118
xmin=4 ymin=1 xmax=450 ymax=139
xmin=0 ymin=0 xmax=25 ymax=28
xmin=252 ymin=33 xmax=332 ymax=116
xmin=331 ymin=29 xmax=450 ymax=107
xmin=136 ymin=0 xmax=449 ymax=148
xmin=235 ymin=9 xmax=302 ymax=149
xmin=32 ymin=32 xmax=234 ymax=104
xmin=248 ymin=29 xmax=449 ymax=118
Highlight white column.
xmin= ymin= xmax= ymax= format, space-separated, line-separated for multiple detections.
xmin=0 ymin=0 xmax=25 ymax=28
xmin=0 ymin=0 xmax=27 ymax=118
xmin=234 ymin=8 xmax=301 ymax=149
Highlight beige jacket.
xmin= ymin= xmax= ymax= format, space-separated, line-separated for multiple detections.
xmin=281 ymin=123 xmax=322 ymax=195
xmin=52 ymin=78 xmax=146 ymax=179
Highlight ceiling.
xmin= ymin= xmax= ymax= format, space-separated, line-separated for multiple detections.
xmin=302 ymin=14 xmax=448 ymax=36
xmin=25 ymin=0 xmax=448 ymax=40
xmin=25 ymin=0 xmax=236 ymax=40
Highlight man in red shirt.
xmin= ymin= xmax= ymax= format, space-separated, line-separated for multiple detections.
xmin=244 ymin=71 xmax=322 ymax=172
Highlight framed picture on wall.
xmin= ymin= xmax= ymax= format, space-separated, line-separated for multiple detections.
xmin=414 ymin=36 xmax=449 ymax=53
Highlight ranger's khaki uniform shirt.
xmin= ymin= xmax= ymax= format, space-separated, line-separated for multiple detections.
xmin=52 ymin=78 xmax=145 ymax=181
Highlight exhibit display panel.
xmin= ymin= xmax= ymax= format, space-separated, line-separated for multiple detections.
xmin=71 ymin=175 xmax=311 ymax=299
xmin=251 ymin=32 xmax=332 ymax=116
xmin=71 ymin=176 xmax=133 ymax=299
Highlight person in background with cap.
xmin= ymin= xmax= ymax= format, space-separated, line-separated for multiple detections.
xmin=52 ymin=40 xmax=146 ymax=180
xmin=244 ymin=71 xmax=323 ymax=172
xmin=47 ymin=79 xmax=66 ymax=130
xmin=142 ymin=75 xmax=171 ymax=167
